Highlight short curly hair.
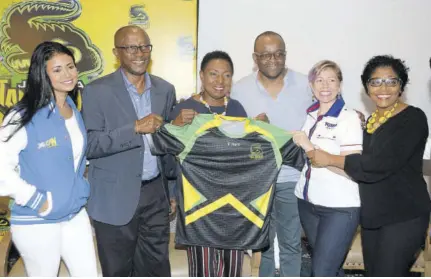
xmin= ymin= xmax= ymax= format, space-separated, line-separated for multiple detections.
xmin=200 ymin=50 xmax=234 ymax=75
xmin=361 ymin=55 xmax=409 ymax=95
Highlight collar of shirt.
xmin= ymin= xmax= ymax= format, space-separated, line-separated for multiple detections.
xmin=120 ymin=68 xmax=152 ymax=96
xmin=46 ymin=95 xmax=77 ymax=117
xmin=306 ymin=97 xmax=345 ymax=120
xmin=254 ymin=68 xmax=293 ymax=96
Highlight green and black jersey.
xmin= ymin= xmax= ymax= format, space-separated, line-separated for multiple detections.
xmin=148 ymin=114 xmax=305 ymax=250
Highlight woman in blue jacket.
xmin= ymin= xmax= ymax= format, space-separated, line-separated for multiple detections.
xmin=0 ymin=42 xmax=97 ymax=276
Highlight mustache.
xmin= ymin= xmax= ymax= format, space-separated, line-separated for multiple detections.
xmin=263 ymin=62 xmax=283 ymax=67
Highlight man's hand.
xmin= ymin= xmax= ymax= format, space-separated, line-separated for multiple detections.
xmin=254 ymin=113 xmax=269 ymax=123
xmin=169 ymin=198 xmax=177 ymax=220
xmin=171 ymin=109 xmax=198 ymax=126
xmin=135 ymin=114 xmax=163 ymax=134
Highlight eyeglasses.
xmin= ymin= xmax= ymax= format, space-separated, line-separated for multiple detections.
xmin=254 ymin=51 xmax=286 ymax=61
xmin=115 ymin=44 xmax=153 ymax=54
xmin=368 ymin=77 xmax=401 ymax=87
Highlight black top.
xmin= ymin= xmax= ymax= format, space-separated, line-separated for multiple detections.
xmin=345 ymin=106 xmax=431 ymax=228
xmin=169 ymin=97 xmax=247 ymax=121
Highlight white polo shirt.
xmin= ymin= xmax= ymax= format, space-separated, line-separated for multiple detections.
xmin=294 ymin=98 xmax=363 ymax=208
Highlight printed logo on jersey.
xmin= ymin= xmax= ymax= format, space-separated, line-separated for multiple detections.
xmin=249 ymin=143 xmax=263 ymax=160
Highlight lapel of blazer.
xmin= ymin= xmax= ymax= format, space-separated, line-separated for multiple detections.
xmin=111 ymin=69 xmax=138 ymax=122
xmin=149 ymin=74 xmax=166 ymax=116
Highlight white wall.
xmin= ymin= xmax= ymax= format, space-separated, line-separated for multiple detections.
xmin=197 ymin=0 xmax=431 ymax=122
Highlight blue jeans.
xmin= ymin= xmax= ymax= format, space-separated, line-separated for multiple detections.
xmin=298 ymin=198 xmax=360 ymax=276
xmin=259 ymin=182 xmax=301 ymax=277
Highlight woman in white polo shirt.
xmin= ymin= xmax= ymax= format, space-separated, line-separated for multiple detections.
xmin=292 ymin=60 xmax=363 ymax=276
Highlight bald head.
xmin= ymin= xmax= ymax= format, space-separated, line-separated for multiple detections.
xmin=113 ymin=25 xmax=152 ymax=76
xmin=114 ymin=25 xmax=150 ymax=46
xmin=254 ymin=31 xmax=285 ymax=52
xmin=253 ymin=31 xmax=287 ymax=80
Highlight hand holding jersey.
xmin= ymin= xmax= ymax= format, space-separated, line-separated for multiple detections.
xmin=146 ymin=114 xmax=304 ymax=250
xmin=254 ymin=112 xmax=270 ymax=123
xmin=134 ymin=113 xmax=163 ymax=134
xmin=171 ymin=109 xmax=198 ymax=126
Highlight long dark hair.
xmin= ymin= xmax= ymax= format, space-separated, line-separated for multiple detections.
xmin=3 ymin=41 xmax=78 ymax=140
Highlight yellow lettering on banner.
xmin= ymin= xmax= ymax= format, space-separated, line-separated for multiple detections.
xmin=5 ymin=88 xmax=17 ymax=107
xmin=0 ymin=80 xmax=7 ymax=106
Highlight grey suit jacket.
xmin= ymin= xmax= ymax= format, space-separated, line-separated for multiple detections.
xmin=82 ymin=69 xmax=177 ymax=226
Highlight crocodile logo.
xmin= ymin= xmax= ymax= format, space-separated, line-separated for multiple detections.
xmin=0 ymin=0 xmax=103 ymax=84
xmin=0 ymin=0 xmax=104 ymax=118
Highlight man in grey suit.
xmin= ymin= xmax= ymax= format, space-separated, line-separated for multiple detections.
xmin=82 ymin=25 xmax=178 ymax=277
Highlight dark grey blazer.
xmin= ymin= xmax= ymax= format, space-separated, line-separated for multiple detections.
xmin=81 ymin=69 xmax=177 ymax=226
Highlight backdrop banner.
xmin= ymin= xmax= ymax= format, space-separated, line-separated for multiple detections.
xmin=0 ymin=0 xmax=197 ymax=120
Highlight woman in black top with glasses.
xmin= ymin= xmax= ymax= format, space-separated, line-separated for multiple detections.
xmin=296 ymin=55 xmax=431 ymax=276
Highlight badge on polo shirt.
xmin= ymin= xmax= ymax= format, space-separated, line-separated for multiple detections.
xmin=325 ymin=122 xmax=337 ymax=130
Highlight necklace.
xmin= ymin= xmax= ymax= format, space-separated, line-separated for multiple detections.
xmin=366 ymin=102 xmax=398 ymax=134
xmin=199 ymin=93 xmax=228 ymax=116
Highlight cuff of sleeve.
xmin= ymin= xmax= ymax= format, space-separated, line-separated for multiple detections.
xmin=145 ymin=134 xmax=156 ymax=154
xmin=340 ymin=144 xmax=363 ymax=152
xmin=116 ymin=122 xmax=138 ymax=137
xmin=38 ymin=192 xmax=52 ymax=217
xmin=344 ymin=153 xmax=361 ymax=173
xmin=116 ymin=122 xmax=142 ymax=150
xmin=25 ymin=189 xmax=47 ymax=211
xmin=14 ymin=184 xmax=36 ymax=207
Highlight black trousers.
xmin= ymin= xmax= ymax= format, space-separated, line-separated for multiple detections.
xmin=361 ymin=214 xmax=429 ymax=277
xmin=93 ymin=177 xmax=171 ymax=277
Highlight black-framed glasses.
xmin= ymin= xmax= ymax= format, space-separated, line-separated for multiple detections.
xmin=254 ymin=51 xmax=286 ymax=60
xmin=368 ymin=77 xmax=401 ymax=87
xmin=115 ymin=44 xmax=153 ymax=54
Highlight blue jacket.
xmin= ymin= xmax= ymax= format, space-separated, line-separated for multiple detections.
xmin=10 ymin=97 xmax=89 ymax=225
